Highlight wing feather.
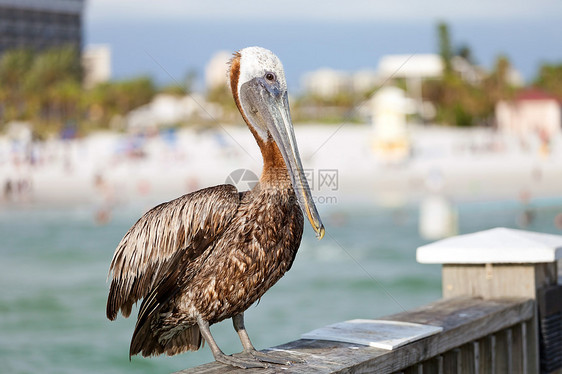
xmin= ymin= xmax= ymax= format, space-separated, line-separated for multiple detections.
xmin=106 ymin=184 xmax=240 ymax=320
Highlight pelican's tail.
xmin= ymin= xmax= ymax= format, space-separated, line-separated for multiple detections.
xmin=130 ymin=322 xmax=203 ymax=358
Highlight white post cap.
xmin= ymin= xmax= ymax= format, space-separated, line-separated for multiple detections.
xmin=417 ymin=227 xmax=562 ymax=264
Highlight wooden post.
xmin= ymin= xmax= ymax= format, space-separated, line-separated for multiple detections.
xmin=417 ymin=227 xmax=562 ymax=374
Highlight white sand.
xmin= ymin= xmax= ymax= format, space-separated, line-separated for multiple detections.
xmin=1 ymin=124 xmax=560 ymax=208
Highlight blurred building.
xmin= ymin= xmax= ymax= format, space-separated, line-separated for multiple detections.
xmin=82 ymin=44 xmax=111 ymax=88
xmin=377 ymin=54 xmax=443 ymax=121
xmin=126 ymin=93 xmax=222 ymax=131
xmin=0 ymin=0 xmax=85 ymax=54
xmin=205 ymin=50 xmax=231 ymax=91
xmin=351 ymin=69 xmax=379 ymax=94
xmin=377 ymin=54 xmax=443 ymax=80
xmin=496 ymin=89 xmax=562 ymax=139
xmin=370 ymin=86 xmax=415 ymax=164
xmin=301 ymin=68 xmax=351 ymax=98
xmin=379 ymin=53 xmax=522 ymax=87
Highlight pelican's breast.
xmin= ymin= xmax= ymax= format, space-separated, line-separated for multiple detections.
xmin=189 ymin=187 xmax=304 ymax=323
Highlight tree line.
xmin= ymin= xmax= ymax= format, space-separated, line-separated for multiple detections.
xmin=0 ymin=26 xmax=561 ymax=137
xmin=422 ymin=22 xmax=562 ymax=127
xmin=0 ymin=45 xmax=157 ymax=138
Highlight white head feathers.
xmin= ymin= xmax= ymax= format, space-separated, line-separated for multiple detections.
xmin=236 ymin=47 xmax=287 ymax=93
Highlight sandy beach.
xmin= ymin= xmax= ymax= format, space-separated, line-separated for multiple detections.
xmin=1 ymin=124 xmax=561 ymax=209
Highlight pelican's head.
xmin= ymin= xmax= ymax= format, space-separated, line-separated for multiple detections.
xmin=229 ymin=47 xmax=324 ymax=240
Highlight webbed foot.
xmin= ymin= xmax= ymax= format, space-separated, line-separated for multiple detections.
xmin=247 ymin=349 xmax=306 ymax=365
xmin=214 ymin=351 xmax=271 ymax=369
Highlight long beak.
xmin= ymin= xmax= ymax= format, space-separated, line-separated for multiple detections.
xmin=266 ymin=92 xmax=325 ymax=240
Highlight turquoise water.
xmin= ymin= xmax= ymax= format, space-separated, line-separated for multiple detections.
xmin=1 ymin=198 xmax=561 ymax=374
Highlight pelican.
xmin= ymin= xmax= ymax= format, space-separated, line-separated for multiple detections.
xmin=106 ymin=46 xmax=324 ymax=369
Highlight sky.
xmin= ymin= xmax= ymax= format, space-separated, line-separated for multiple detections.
xmin=86 ymin=0 xmax=562 ymax=23
xmin=84 ymin=0 xmax=562 ymax=90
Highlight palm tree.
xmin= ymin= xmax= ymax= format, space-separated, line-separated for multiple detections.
xmin=83 ymin=77 xmax=156 ymax=129
xmin=0 ymin=48 xmax=34 ymax=124
xmin=534 ymin=63 xmax=562 ymax=100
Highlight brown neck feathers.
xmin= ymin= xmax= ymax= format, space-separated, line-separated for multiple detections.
xmin=229 ymin=52 xmax=290 ymax=187
xmin=260 ymin=139 xmax=290 ymax=186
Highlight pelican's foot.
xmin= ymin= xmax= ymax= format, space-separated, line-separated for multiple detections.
xmin=214 ymin=352 xmax=271 ymax=369
xmin=246 ymin=349 xmax=306 ymax=365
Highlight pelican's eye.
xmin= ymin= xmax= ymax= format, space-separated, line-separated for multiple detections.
xmin=265 ymin=72 xmax=276 ymax=82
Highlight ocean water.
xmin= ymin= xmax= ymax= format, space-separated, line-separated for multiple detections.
xmin=1 ymin=197 xmax=561 ymax=374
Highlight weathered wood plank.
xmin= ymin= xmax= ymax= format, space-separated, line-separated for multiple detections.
xmin=442 ymin=348 xmax=461 ymax=374
xmin=419 ymin=356 xmax=440 ymax=374
xmin=506 ymin=329 xmax=513 ymax=374
xmin=460 ymin=342 xmax=476 ymax=374
xmin=402 ymin=364 xmax=422 ymax=374
xmin=473 ymin=341 xmax=480 ymax=374
xmin=442 ymin=263 xmax=557 ymax=299
xmin=520 ymin=322 xmax=528 ymax=374
xmin=477 ymin=334 xmax=494 ymax=374
xmin=174 ymin=297 xmax=534 ymax=374
xmin=511 ymin=323 xmax=524 ymax=374
xmin=494 ymin=329 xmax=509 ymax=374
xmin=526 ymin=314 xmax=540 ymax=373
xmin=435 ymin=355 xmax=443 ymax=374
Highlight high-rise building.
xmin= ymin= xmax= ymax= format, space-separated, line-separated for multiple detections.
xmin=0 ymin=0 xmax=85 ymax=54
xmin=82 ymin=44 xmax=111 ymax=88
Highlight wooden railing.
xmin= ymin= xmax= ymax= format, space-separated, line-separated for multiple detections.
xmin=176 ymin=228 xmax=562 ymax=374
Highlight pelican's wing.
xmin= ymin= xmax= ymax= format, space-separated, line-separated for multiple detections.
xmin=106 ymin=184 xmax=240 ymax=320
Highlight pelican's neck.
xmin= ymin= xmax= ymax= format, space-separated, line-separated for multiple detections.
xmin=259 ymin=138 xmax=291 ymax=188
xmin=229 ymin=52 xmax=291 ymax=190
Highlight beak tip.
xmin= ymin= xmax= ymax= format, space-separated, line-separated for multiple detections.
xmin=316 ymin=225 xmax=325 ymax=240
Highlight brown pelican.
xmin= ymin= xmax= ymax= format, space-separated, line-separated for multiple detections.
xmin=106 ymin=46 xmax=324 ymax=369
